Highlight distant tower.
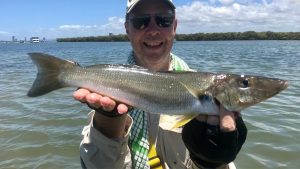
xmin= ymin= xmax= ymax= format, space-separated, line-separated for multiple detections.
xmin=12 ymin=36 xmax=15 ymax=42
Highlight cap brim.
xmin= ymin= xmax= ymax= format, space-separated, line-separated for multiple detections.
xmin=127 ymin=0 xmax=175 ymax=14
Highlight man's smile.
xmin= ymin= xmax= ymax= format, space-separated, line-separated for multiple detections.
xmin=143 ymin=41 xmax=164 ymax=48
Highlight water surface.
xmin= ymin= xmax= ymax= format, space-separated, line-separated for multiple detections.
xmin=0 ymin=41 xmax=299 ymax=169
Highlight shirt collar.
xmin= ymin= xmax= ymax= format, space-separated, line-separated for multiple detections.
xmin=127 ymin=52 xmax=175 ymax=71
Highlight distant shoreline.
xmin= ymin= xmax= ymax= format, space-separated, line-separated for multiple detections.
xmin=56 ymin=31 xmax=300 ymax=42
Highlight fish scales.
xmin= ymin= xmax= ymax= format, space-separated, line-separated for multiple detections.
xmin=55 ymin=62 xmax=208 ymax=115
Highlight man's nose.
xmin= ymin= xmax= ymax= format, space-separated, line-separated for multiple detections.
xmin=146 ymin=17 xmax=160 ymax=36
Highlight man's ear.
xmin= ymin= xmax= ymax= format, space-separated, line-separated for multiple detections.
xmin=125 ymin=21 xmax=129 ymax=34
xmin=173 ymin=18 xmax=178 ymax=35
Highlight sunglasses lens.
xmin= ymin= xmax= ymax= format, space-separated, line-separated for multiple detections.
xmin=129 ymin=13 xmax=174 ymax=30
xmin=156 ymin=15 xmax=174 ymax=28
xmin=131 ymin=16 xmax=150 ymax=30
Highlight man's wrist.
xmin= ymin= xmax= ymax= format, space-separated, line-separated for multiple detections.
xmin=93 ymin=111 xmax=128 ymax=139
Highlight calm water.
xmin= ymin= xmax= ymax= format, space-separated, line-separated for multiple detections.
xmin=0 ymin=41 xmax=299 ymax=169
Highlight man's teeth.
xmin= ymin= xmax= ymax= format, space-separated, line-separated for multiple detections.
xmin=145 ymin=42 xmax=161 ymax=46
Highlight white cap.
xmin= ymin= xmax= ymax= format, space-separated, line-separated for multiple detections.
xmin=126 ymin=0 xmax=175 ymax=14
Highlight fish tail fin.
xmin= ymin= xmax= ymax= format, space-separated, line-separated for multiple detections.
xmin=159 ymin=113 xmax=198 ymax=131
xmin=27 ymin=53 xmax=76 ymax=97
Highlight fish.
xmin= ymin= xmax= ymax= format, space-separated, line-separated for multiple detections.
xmin=27 ymin=53 xmax=288 ymax=127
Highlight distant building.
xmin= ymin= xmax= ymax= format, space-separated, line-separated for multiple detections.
xmin=30 ymin=37 xmax=39 ymax=43
xmin=109 ymin=33 xmax=114 ymax=36
xmin=12 ymin=36 xmax=17 ymax=42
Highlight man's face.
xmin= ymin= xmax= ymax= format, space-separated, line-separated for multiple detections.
xmin=125 ymin=0 xmax=177 ymax=71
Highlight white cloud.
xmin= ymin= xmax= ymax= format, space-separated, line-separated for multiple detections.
xmin=176 ymin=0 xmax=300 ymax=33
xmin=45 ymin=0 xmax=300 ymax=39
xmin=98 ymin=17 xmax=125 ymax=33
xmin=44 ymin=17 xmax=126 ymax=39
xmin=5 ymin=0 xmax=298 ymax=40
xmin=0 ymin=16 xmax=126 ymax=40
xmin=59 ymin=25 xmax=97 ymax=30
xmin=0 ymin=31 xmax=13 ymax=41
xmin=55 ymin=17 xmax=124 ymax=38
xmin=0 ymin=31 xmax=10 ymax=35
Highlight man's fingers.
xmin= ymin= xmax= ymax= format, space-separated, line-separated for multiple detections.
xmin=73 ymin=88 xmax=90 ymax=102
xmin=86 ymin=93 xmax=103 ymax=109
xmin=117 ymin=104 xmax=129 ymax=114
xmin=100 ymin=96 xmax=117 ymax=112
xmin=219 ymin=105 xmax=236 ymax=132
xmin=74 ymin=88 xmax=129 ymax=115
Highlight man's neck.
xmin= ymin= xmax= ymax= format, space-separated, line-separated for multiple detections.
xmin=134 ymin=53 xmax=172 ymax=71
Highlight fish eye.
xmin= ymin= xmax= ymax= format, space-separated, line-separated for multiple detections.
xmin=240 ymin=79 xmax=249 ymax=88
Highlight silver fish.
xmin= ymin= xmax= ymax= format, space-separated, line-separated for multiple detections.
xmin=27 ymin=53 xmax=288 ymax=116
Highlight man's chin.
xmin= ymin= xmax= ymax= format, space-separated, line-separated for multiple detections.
xmin=143 ymin=53 xmax=164 ymax=61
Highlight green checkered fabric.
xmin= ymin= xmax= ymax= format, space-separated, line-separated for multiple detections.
xmin=127 ymin=53 xmax=190 ymax=169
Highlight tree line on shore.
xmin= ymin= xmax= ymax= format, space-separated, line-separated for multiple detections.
xmin=56 ymin=31 xmax=300 ymax=42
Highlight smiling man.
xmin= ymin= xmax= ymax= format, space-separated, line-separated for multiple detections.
xmin=74 ymin=0 xmax=247 ymax=169
xmin=125 ymin=0 xmax=176 ymax=71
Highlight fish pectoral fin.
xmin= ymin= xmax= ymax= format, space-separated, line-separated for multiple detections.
xmin=159 ymin=113 xmax=198 ymax=131
xmin=179 ymin=82 xmax=215 ymax=104
xmin=172 ymin=113 xmax=199 ymax=129
xmin=179 ymin=82 xmax=205 ymax=99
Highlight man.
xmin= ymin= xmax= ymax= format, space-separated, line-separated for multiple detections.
xmin=74 ymin=0 xmax=247 ymax=168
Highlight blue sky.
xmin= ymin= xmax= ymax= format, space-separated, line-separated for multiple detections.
xmin=1 ymin=0 xmax=299 ymax=41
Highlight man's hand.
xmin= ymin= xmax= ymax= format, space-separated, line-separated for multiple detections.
xmin=196 ymin=104 xmax=236 ymax=132
xmin=182 ymin=104 xmax=247 ymax=168
xmin=73 ymin=88 xmax=130 ymax=138
xmin=73 ymin=88 xmax=129 ymax=115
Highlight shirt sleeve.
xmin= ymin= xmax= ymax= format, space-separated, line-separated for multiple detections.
xmin=79 ymin=111 xmax=133 ymax=169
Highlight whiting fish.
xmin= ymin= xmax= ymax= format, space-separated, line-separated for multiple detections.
xmin=27 ymin=53 xmax=288 ymax=127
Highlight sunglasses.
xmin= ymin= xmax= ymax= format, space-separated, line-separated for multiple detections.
xmin=128 ymin=13 xmax=174 ymax=30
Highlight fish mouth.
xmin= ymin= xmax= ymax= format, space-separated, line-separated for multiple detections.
xmin=274 ymin=80 xmax=289 ymax=92
xmin=281 ymin=80 xmax=289 ymax=90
